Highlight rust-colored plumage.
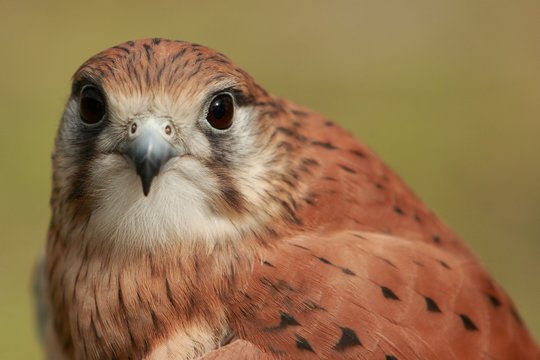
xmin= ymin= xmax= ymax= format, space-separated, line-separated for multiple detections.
xmin=38 ymin=39 xmax=539 ymax=360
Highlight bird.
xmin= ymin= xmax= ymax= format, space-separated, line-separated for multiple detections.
xmin=36 ymin=38 xmax=539 ymax=360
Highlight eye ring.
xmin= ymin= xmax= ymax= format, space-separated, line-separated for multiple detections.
xmin=79 ymin=85 xmax=107 ymax=125
xmin=206 ymin=93 xmax=234 ymax=130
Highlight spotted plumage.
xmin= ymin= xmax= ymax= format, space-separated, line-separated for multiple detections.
xmin=36 ymin=39 xmax=539 ymax=359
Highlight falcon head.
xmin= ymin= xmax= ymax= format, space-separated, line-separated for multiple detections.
xmin=52 ymin=39 xmax=298 ymax=249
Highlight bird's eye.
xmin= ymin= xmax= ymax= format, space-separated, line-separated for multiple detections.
xmin=79 ymin=86 xmax=106 ymax=125
xmin=206 ymin=94 xmax=234 ymax=130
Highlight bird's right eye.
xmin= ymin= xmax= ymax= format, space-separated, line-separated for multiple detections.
xmin=79 ymin=86 xmax=106 ymax=125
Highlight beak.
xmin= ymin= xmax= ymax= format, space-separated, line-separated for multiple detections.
xmin=122 ymin=117 xmax=178 ymax=196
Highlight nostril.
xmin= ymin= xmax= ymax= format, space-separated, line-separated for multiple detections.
xmin=165 ymin=125 xmax=172 ymax=136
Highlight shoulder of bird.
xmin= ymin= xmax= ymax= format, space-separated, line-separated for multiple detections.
xmin=38 ymin=38 xmax=539 ymax=360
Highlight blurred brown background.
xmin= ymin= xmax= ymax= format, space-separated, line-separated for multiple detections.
xmin=0 ymin=0 xmax=538 ymax=358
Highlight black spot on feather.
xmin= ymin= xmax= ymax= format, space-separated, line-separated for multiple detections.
xmin=459 ymin=314 xmax=479 ymax=331
xmin=341 ymin=267 xmax=356 ymax=276
xmin=380 ymin=258 xmax=397 ymax=269
xmin=381 ymin=286 xmax=400 ymax=300
xmin=311 ymin=141 xmax=337 ymax=150
xmin=303 ymin=300 xmax=326 ymax=311
xmin=295 ymin=335 xmax=315 ymax=352
xmin=291 ymin=243 xmax=310 ymax=250
xmin=113 ymin=46 xmax=130 ymax=54
xmin=350 ymin=149 xmax=366 ymax=158
xmin=487 ymin=294 xmax=501 ymax=307
xmin=300 ymin=158 xmax=320 ymax=167
xmin=275 ymin=127 xmax=307 ymax=142
xmin=266 ymin=311 xmax=301 ymax=331
xmin=425 ymin=296 xmax=442 ymax=313
xmin=438 ymin=260 xmax=451 ymax=269
xmin=318 ymin=257 xmax=332 ymax=265
xmin=278 ymin=312 xmax=300 ymax=328
xmin=339 ymin=165 xmax=356 ymax=173
xmin=291 ymin=109 xmax=309 ymax=117
xmin=143 ymin=44 xmax=153 ymax=61
xmin=171 ymin=48 xmax=187 ymax=63
xmin=333 ymin=326 xmax=362 ymax=351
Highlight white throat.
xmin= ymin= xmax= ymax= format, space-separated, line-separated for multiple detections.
xmin=82 ymin=155 xmax=253 ymax=251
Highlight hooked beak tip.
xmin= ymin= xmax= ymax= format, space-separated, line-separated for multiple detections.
xmin=137 ymin=163 xmax=158 ymax=197
xmin=142 ymin=183 xmax=151 ymax=197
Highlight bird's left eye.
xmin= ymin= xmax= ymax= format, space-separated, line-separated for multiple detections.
xmin=79 ymin=86 xmax=106 ymax=125
xmin=206 ymin=94 xmax=234 ymax=130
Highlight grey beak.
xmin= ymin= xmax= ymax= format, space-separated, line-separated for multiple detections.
xmin=123 ymin=118 xmax=178 ymax=196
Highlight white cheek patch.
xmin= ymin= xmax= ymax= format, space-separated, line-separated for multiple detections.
xmin=181 ymin=128 xmax=212 ymax=159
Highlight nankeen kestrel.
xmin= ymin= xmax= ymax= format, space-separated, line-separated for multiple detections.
xmin=35 ymin=39 xmax=539 ymax=360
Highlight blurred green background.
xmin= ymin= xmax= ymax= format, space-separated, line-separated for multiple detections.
xmin=1 ymin=0 xmax=538 ymax=357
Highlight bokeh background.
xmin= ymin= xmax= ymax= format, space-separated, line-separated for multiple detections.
xmin=1 ymin=0 xmax=539 ymax=357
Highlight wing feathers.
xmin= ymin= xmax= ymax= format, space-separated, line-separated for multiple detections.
xmin=230 ymin=231 xmax=539 ymax=359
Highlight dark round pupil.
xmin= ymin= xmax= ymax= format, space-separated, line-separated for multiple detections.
xmin=80 ymin=87 xmax=105 ymax=124
xmin=211 ymin=98 xmax=228 ymax=119
xmin=207 ymin=94 xmax=233 ymax=129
